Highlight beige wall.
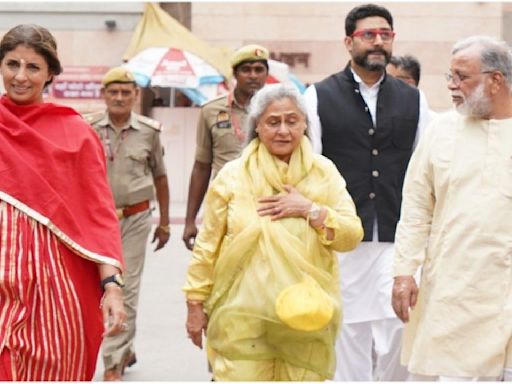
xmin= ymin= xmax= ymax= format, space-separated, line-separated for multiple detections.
xmin=192 ymin=2 xmax=503 ymax=111
xmin=152 ymin=107 xmax=200 ymax=203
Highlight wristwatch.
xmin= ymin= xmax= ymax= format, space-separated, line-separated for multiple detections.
xmin=101 ymin=274 xmax=125 ymax=291
xmin=308 ymin=203 xmax=322 ymax=221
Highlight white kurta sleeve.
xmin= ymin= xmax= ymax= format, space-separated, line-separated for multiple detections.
xmin=393 ymin=123 xmax=436 ymax=276
xmin=412 ymin=89 xmax=431 ymax=149
xmin=303 ymin=85 xmax=323 ymax=154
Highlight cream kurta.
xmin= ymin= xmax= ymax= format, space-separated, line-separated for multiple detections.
xmin=394 ymin=111 xmax=512 ymax=377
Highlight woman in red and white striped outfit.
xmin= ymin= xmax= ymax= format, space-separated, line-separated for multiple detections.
xmin=0 ymin=24 xmax=126 ymax=381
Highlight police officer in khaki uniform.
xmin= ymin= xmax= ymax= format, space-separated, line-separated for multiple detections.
xmin=85 ymin=67 xmax=170 ymax=381
xmin=182 ymin=44 xmax=269 ymax=250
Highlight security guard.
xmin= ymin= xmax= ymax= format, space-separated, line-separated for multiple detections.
xmin=182 ymin=44 xmax=269 ymax=250
xmin=85 ymin=67 xmax=170 ymax=381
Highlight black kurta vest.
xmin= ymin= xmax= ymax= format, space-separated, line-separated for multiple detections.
xmin=316 ymin=64 xmax=420 ymax=242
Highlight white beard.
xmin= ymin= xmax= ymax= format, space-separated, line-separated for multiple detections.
xmin=455 ymin=82 xmax=492 ymax=118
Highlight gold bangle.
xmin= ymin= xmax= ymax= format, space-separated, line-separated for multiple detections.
xmin=158 ymin=224 xmax=170 ymax=233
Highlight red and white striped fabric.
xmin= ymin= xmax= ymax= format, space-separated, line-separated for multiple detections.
xmin=0 ymin=201 xmax=103 ymax=381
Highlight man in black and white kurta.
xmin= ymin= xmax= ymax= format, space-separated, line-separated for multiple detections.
xmin=304 ymin=4 xmax=429 ymax=381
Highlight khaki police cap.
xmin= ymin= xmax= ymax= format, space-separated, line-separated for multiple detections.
xmin=231 ymin=44 xmax=269 ymax=69
xmin=102 ymin=66 xmax=136 ymax=86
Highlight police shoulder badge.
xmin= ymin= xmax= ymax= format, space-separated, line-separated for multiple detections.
xmin=137 ymin=115 xmax=162 ymax=131
xmin=216 ymin=111 xmax=231 ymax=129
xmin=83 ymin=111 xmax=105 ymax=126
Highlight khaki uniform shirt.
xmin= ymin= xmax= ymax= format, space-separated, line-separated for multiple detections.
xmin=394 ymin=111 xmax=512 ymax=377
xmin=86 ymin=111 xmax=167 ymax=208
xmin=195 ymin=94 xmax=249 ymax=177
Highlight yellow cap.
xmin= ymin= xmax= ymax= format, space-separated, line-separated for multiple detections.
xmin=231 ymin=44 xmax=269 ymax=68
xmin=102 ymin=66 xmax=136 ymax=86
xmin=275 ymin=275 xmax=334 ymax=332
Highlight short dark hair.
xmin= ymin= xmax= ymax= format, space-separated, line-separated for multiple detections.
xmin=389 ymin=55 xmax=421 ymax=86
xmin=0 ymin=24 xmax=62 ymax=86
xmin=345 ymin=4 xmax=394 ymax=36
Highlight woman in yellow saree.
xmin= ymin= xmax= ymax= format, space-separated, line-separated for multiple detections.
xmin=184 ymin=84 xmax=363 ymax=381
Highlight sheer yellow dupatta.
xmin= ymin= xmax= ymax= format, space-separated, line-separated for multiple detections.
xmin=204 ymin=137 xmax=342 ymax=377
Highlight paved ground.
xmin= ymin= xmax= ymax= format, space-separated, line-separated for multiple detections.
xmin=93 ymin=204 xmax=211 ymax=381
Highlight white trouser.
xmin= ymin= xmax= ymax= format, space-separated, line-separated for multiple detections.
xmin=334 ymin=317 xmax=408 ymax=381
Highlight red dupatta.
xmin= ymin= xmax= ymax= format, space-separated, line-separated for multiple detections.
xmin=0 ymin=95 xmax=122 ymax=267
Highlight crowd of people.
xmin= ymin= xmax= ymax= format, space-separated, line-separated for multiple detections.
xmin=0 ymin=2 xmax=511 ymax=382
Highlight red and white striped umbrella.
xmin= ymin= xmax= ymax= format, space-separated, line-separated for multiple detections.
xmin=124 ymin=47 xmax=225 ymax=89
xmin=124 ymin=48 xmax=305 ymax=105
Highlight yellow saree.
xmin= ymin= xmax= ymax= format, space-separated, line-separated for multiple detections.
xmin=184 ymin=137 xmax=363 ymax=378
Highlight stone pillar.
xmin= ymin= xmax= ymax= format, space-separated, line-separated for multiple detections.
xmin=503 ymin=3 xmax=512 ymax=45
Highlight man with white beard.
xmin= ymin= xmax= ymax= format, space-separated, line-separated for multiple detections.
xmin=392 ymin=35 xmax=512 ymax=380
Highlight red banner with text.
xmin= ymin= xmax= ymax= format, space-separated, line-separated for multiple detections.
xmin=49 ymin=66 xmax=109 ymax=99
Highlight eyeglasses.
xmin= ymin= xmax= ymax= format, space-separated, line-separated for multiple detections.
xmin=444 ymin=70 xmax=495 ymax=85
xmin=351 ymin=29 xmax=395 ymax=42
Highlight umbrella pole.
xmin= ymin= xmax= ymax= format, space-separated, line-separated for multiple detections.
xmin=170 ymin=88 xmax=176 ymax=107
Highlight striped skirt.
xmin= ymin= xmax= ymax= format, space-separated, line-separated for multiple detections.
xmin=0 ymin=201 xmax=103 ymax=380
